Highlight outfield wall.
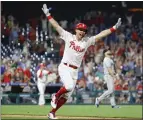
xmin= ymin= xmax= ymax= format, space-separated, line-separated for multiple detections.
xmin=1 ymin=90 xmax=142 ymax=105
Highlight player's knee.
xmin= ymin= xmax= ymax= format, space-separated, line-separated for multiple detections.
xmin=65 ymin=84 xmax=74 ymax=92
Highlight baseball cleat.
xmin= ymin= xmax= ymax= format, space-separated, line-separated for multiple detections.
xmin=95 ymin=98 xmax=99 ymax=108
xmin=47 ymin=112 xmax=58 ymax=119
xmin=112 ymin=105 xmax=121 ymax=108
xmin=51 ymin=94 xmax=57 ymax=109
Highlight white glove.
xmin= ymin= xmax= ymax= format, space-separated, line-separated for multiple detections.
xmin=113 ymin=18 xmax=122 ymax=30
xmin=46 ymin=73 xmax=57 ymax=84
xmin=42 ymin=4 xmax=51 ymax=16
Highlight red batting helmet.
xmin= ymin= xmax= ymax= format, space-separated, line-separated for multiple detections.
xmin=75 ymin=23 xmax=87 ymax=31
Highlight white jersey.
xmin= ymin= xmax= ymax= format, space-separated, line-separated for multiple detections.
xmin=60 ymin=29 xmax=96 ymax=67
xmin=103 ymin=57 xmax=115 ymax=75
xmin=37 ymin=69 xmax=49 ymax=83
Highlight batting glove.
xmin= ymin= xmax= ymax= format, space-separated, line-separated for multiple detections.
xmin=113 ymin=18 xmax=122 ymax=30
xmin=42 ymin=4 xmax=51 ymax=16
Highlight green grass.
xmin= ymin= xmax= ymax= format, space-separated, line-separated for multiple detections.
xmin=1 ymin=105 xmax=142 ymax=119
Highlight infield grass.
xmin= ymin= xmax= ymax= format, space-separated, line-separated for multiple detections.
xmin=1 ymin=105 xmax=142 ymax=119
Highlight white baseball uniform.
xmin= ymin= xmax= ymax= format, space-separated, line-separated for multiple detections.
xmin=59 ymin=28 xmax=96 ymax=98
xmin=37 ymin=69 xmax=50 ymax=105
xmin=98 ymin=57 xmax=116 ymax=106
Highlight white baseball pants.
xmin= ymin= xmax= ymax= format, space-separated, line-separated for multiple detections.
xmin=37 ymin=81 xmax=46 ymax=105
xmin=58 ymin=63 xmax=78 ymax=99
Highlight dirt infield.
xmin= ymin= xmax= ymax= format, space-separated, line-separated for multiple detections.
xmin=2 ymin=115 xmax=142 ymax=120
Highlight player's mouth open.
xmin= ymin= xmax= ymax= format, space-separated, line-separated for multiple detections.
xmin=79 ymin=33 xmax=83 ymax=37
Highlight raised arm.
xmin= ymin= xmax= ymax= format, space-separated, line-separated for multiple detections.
xmin=95 ymin=18 xmax=122 ymax=42
xmin=42 ymin=4 xmax=63 ymax=35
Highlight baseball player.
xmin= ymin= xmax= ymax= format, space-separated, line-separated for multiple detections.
xmin=42 ymin=4 xmax=122 ymax=119
xmin=37 ymin=63 xmax=52 ymax=106
xmin=95 ymin=49 xmax=120 ymax=108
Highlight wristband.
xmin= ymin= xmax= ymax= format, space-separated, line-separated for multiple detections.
xmin=110 ymin=27 xmax=116 ymax=32
xmin=47 ymin=15 xmax=52 ymax=20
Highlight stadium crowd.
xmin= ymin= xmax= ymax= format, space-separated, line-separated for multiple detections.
xmin=1 ymin=8 xmax=143 ymax=104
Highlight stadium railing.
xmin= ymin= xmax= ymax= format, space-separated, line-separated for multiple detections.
xmin=1 ymin=89 xmax=142 ymax=105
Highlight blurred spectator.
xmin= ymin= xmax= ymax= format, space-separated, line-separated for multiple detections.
xmin=41 ymin=14 xmax=48 ymax=32
xmin=134 ymin=58 xmax=143 ymax=81
xmin=7 ymin=15 xmax=14 ymax=29
xmin=9 ymin=20 xmax=19 ymax=46
xmin=23 ymin=65 xmax=31 ymax=83
xmin=28 ymin=18 xmax=38 ymax=30
xmin=125 ymin=12 xmax=133 ymax=25
xmin=22 ymin=42 xmax=30 ymax=57
xmin=1 ymin=15 xmax=6 ymax=34
xmin=60 ymin=19 xmax=68 ymax=29
xmin=94 ymin=43 xmax=104 ymax=64
xmin=86 ymin=72 xmax=94 ymax=91
xmin=2 ymin=68 xmax=11 ymax=84
xmin=12 ymin=72 xmax=23 ymax=83
xmin=29 ymin=27 xmax=36 ymax=41
xmin=115 ymin=79 xmax=122 ymax=91
xmin=136 ymin=81 xmax=143 ymax=103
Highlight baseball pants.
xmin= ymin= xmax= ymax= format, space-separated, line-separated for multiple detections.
xmin=37 ymin=81 xmax=46 ymax=105
xmin=98 ymin=74 xmax=116 ymax=106
xmin=58 ymin=63 xmax=78 ymax=99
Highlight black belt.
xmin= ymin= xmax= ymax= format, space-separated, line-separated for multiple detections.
xmin=64 ymin=63 xmax=78 ymax=69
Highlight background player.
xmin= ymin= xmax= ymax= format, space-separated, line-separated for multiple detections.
xmin=42 ymin=4 xmax=122 ymax=119
xmin=37 ymin=63 xmax=54 ymax=106
xmin=95 ymin=49 xmax=120 ymax=108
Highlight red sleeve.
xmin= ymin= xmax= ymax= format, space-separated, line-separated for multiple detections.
xmin=24 ymin=69 xmax=31 ymax=78
xmin=47 ymin=71 xmax=52 ymax=75
xmin=39 ymin=70 xmax=43 ymax=78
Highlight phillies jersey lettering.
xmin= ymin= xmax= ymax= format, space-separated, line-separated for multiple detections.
xmin=60 ymin=29 xmax=96 ymax=67
xmin=69 ymin=41 xmax=85 ymax=52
